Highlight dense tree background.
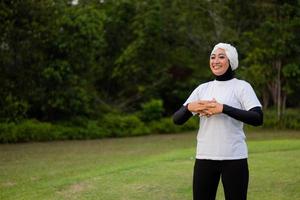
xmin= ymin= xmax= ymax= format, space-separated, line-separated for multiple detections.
xmin=0 ymin=0 xmax=299 ymax=123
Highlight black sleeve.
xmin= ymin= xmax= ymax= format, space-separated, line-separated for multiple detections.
xmin=172 ymin=105 xmax=193 ymax=125
xmin=222 ymin=105 xmax=263 ymax=126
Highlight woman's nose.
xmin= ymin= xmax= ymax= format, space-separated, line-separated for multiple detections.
xmin=213 ymin=58 xmax=219 ymax=63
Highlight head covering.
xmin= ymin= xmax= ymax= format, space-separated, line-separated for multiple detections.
xmin=215 ymin=65 xmax=234 ymax=81
xmin=211 ymin=43 xmax=239 ymax=71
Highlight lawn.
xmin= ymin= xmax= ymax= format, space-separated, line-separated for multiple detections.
xmin=0 ymin=130 xmax=299 ymax=200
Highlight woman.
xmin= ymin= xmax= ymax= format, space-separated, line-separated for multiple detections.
xmin=173 ymin=43 xmax=263 ymax=200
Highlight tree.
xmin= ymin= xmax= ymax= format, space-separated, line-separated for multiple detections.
xmin=0 ymin=0 xmax=61 ymax=121
xmin=0 ymin=0 xmax=106 ymax=121
xmin=241 ymin=1 xmax=300 ymax=119
xmin=39 ymin=4 xmax=106 ymax=120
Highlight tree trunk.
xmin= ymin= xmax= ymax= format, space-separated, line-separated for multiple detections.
xmin=262 ymin=88 xmax=270 ymax=109
xmin=282 ymin=92 xmax=286 ymax=115
xmin=275 ymin=59 xmax=282 ymax=120
xmin=267 ymin=59 xmax=283 ymax=120
xmin=267 ymin=81 xmax=277 ymax=106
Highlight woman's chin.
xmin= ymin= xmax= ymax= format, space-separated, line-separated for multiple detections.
xmin=212 ymin=71 xmax=225 ymax=76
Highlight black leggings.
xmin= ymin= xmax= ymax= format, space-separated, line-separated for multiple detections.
xmin=193 ymin=159 xmax=249 ymax=200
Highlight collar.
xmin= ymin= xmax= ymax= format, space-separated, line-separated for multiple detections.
xmin=215 ymin=66 xmax=234 ymax=81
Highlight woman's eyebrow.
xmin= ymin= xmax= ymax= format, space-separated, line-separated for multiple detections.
xmin=211 ymin=53 xmax=226 ymax=57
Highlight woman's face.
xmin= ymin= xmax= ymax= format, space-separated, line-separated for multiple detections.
xmin=210 ymin=48 xmax=230 ymax=76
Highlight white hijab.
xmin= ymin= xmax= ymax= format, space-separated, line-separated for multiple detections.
xmin=211 ymin=43 xmax=239 ymax=71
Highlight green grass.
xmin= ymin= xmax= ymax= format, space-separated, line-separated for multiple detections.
xmin=0 ymin=130 xmax=299 ymax=200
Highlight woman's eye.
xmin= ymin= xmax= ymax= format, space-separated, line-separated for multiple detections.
xmin=219 ymin=56 xmax=225 ymax=59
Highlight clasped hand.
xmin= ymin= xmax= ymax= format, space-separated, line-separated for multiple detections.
xmin=187 ymin=99 xmax=223 ymax=117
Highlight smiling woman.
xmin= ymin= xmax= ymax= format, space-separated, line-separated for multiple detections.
xmin=173 ymin=43 xmax=263 ymax=200
xmin=210 ymin=48 xmax=230 ymax=76
xmin=210 ymin=48 xmax=232 ymax=77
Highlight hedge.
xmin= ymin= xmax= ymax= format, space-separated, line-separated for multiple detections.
xmin=0 ymin=109 xmax=298 ymax=143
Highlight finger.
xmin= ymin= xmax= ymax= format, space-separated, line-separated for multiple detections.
xmin=203 ymin=103 xmax=215 ymax=109
xmin=207 ymin=104 xmax=216 ymax=108
xmin=202 ymin=109 xmax=213 ymax=115
xmin=198 ymin=100 xmax=212 ymax=104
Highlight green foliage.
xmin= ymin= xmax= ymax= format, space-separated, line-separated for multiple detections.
xmin=282 ymin=63 xmax=300 ymax=107
xmin=0 ymin=1 xmax=106 ymax=121
xmin=101 ymin=113 xmax=150 ymax=137
xmin=139 ymin=99 xmax=164 ymax=122
xmin=1 ymin=108 xmax=300 ymax=143
xmin=148 ymin=116 xmax=198 ymax=134
xmin=148 ymin=118 xmax=178 ymax=134
xmin=0 ymin=123 xmax=16 ymax=143
xmin=263 ymin=109 xmax=300 ymax=130
xmin=0 ymin=119 xmax=108 ymax=143
xmin=37 ymin=4 xmax=106 ymax=120
xmin=0 ymin=120 xmax=56 ymax=143
xmin=0 ymin=114 xmax=198 ymax=143
xmin=0 ymin=95 xmax=29 ymax=122
xmin=239 ymin=1 xmax=300 ymax=112
xmin=0 ymin=0 xmax=299 ymax=139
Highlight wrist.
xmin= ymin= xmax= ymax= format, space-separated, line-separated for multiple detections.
xmin=222 ymin=104 xmax=229 ymax=113
xmin=186 ymin=103 xmax=190 ymax=111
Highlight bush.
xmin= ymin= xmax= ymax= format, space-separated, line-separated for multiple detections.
xmin=263 ymin=108 xmax=300 ymax=129
xmin=51 ymin=121 xmax=109 ymax=140
xmin=180 ymin=116 xmax=199 ymax=131
xmin=139 ymin=99 xmax=164 ymax=122
xmin=0 ymin=119 xmax=109 ymax=143
xmin=14 ymin=120 xmax=57 ymax=141
xmin=0 ymin=120 xmax=58 ymax=142
xmin=63 ymin=116 xmax=89 ymax=127
xmin=148 ymin=118 xmax=178 ymax=134
xmin=0 ymin=108 xmax=298 ymax=143
xmin=0 ymin=95 xmax=29 ymax=122
xmin=281 ymin=109 xmax=300 ymax=129
xmin=0 ymin=123 xmax=16 ymax=143
xmin=148 ymin=116 xmax=198 ymax=134
xmin=100 ymin=113 xmax=150 ymax=137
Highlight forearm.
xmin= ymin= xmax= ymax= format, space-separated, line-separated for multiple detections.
xmin=173 ymin=105 xmax=193 ymax=125
xmin=222 ymin=105 xmax=263 ymax=126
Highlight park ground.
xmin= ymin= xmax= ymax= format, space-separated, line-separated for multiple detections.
xmin=0 ymin=129 xmax=299 ymax=200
